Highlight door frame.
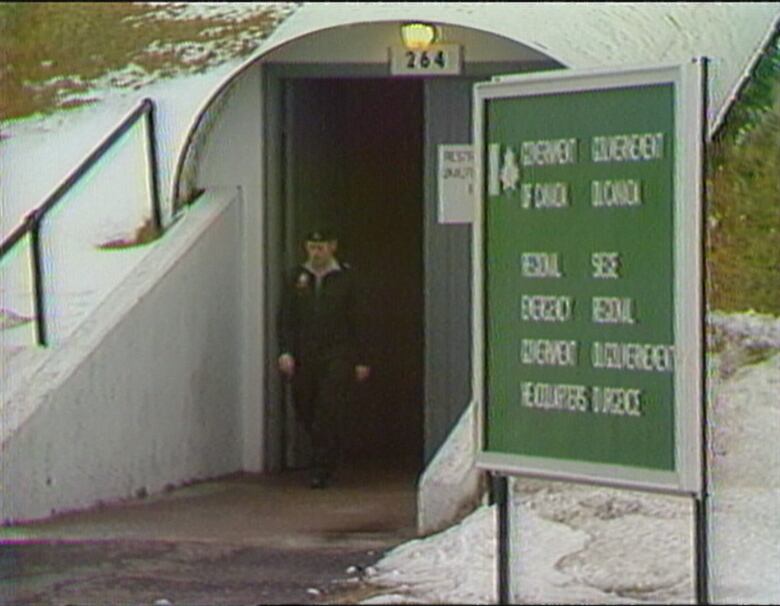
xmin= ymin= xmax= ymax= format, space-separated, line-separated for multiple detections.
xmin=263 ymin=63 xmax=392 ymax=472
xmin=261 ymin=60 xmax=558 ymax=472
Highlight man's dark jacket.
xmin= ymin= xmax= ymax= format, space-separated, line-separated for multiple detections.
xmin=278 ymin=262 xmax=365 ymax=363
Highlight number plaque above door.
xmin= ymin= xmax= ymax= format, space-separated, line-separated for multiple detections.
xmin=390 ymin=44 xmax=462 ymax=76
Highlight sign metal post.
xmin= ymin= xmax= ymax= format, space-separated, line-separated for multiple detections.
xmin=492 ymin=473 xmax=511 ymax=604
xmin=695 ymin=56 xmax=711 ymax=606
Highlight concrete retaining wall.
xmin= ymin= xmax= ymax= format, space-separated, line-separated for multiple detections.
xmin=418 ymin=401 xmax=486 ymax=536
xmin=1 ymin=191 xmax=243 ymax=523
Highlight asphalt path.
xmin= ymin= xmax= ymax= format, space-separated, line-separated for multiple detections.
xmin=0 ymin=466 xmax=418 ymax=605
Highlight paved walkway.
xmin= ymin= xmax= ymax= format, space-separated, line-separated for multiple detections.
xmin=0 ymin=464 xmax=419 ymax=605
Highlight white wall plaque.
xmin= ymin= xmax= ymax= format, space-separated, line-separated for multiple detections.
xmin=438 ymin=144 xmax=475 ymax=224
xmin=390 ymin=44 xmax=462 ymax=76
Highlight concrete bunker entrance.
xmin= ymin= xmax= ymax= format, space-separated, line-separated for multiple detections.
xmin=257 ymin=23 xmax=561 ymax=499
xmin=278 ymin=77 xmax=425 ymax=476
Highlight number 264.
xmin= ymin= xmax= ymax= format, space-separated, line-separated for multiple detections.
xmin=406 ymin=50 xmax=447 ymax=69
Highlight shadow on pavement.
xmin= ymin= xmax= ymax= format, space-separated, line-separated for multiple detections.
xmin=0 ymin=463 xmax=418 ymax=605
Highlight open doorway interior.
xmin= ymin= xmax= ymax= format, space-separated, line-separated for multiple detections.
xmin=283 ymin=77 xmax=425 ymax=475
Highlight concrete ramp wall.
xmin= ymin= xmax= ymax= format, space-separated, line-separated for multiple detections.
xmin=1 ymin=190 xmax=243 ymax=523
xmin=418 ymin=401 xmax=487 ymax=536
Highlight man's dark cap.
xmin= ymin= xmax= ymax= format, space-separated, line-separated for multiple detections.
xmin=305 ymin=229 xmax=337 ymax=242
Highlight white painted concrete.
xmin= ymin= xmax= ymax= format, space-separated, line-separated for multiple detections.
xmin=1 ymin=190 xmax=243 ymax=523
xmin=1 ymin=114 xmax=160 ymax=364
xmin=194 ymin=66 xmax=266 ymax=472
xmin=417 ymin=401 xmax=486 ymax=536
xmin=261 ymin=21 xmax=551 ymax=64
xmin=174 ymin=2 xmax=778 ymax=206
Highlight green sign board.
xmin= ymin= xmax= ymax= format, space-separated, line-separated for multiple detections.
xmin=474 ymin=63 xmax=704 ymax=494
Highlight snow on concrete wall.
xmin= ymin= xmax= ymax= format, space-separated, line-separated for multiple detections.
xmin=0 ymin=64 xmax=255 ymax=402
xmin=1 ymin=190 xmax=244 ymax=522
xmin=175 ymin=2 xmax=780 ymax=203
xmin=0 ymin=114 xmax=159 ymax=355
xmin=417 ymin=401 xmax=485 ymax=536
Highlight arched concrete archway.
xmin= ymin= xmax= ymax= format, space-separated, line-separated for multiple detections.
xmin=172 ymin=20 xmax=561 ymax=211
xmin=170 ymin=3 xmax=779 ymax=214
xmin=171 ymin=18 xmax=563 ymax=479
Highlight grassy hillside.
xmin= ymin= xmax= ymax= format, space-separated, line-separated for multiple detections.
xmin=707 ymin=29 xmax=780 ymax=315
xmin=0 ymin=2 xmax=289 ymax=121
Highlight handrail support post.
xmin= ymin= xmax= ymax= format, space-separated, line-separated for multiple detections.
xmin=145 ymin=99 xmax=163 ymax=233
xmin=0 ymin=98 xmax=162 ymax=348
xmin=28 ymin=212 xmax=48 ymax=347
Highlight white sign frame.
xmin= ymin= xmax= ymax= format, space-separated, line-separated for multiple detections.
xmin=472 ymin=61 xmax=705 ymax=495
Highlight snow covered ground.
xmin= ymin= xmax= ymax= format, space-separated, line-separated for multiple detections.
xmin=141 ymin=1 xmax=293 ymax=22
xmin=356 ymin=324 xmax=780 ymax=604
xmin=1 ymin=3 xmax=295 ymax=383
xmin=0 ymin=64 xmax=237 ymax=391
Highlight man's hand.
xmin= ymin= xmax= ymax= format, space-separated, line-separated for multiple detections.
xmin=355 ymin=365 xmax=371 ymax=382
xmin=278 ymin=353 xmax=296 ymax=378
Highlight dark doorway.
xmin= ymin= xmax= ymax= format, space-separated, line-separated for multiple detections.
xmin=284 ymin=78 xmax=424 ymax=471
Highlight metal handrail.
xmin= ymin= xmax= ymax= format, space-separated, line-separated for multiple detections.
xmin=0 ymin=97 xmax=163 ymax=346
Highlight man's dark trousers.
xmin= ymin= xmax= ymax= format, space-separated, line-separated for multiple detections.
xmin=292 ymin=347 xmax=353 ymax=478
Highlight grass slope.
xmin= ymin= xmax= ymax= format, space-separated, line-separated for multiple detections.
xmin=707 ymin=30 xmax=780 ymax=315
xmin=0 ymin=2 xmax=286 ymax=121
xmin=708 ymin=98 xmax=780 ymax=315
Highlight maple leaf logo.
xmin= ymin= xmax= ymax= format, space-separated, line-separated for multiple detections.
xmin=499 ymin=147 xmax=520 ymax=191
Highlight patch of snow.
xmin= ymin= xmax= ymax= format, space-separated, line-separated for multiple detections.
xmin=198 ymin=25 xmax=232 ymax=38
xmin=510 ymin=499 xmax=636 ymax=605
xmin=23 ymin=74 xmax=87 ymax=89
xmin=93 ymin=63 xmax=155 ymax=90
xmin=361 ymin=352 xmax=780 ymax=604
xmin=511 ymin=481 xmax=694 ymax=604
xmin=0 ymin=3 xmax=295 ymax=135
xmin=360 ymin=594 xmax=425 ymax=604
xmin=709 ymin=352 xmax=780 ymax=604
xmin=365 ymin=505 xmax=498 ymax=604
xmin=1 ymin=103 xmax=154 ymax=347
xmin=137 ymin=2 xmax=297 ymax=24
xmin=554 ymin=512 xmax=691 ymax=601
xmin=363 ymin=500 xmax=640 ymax=605
xmin=708 ymin=310 xmax=780 ymax=349
xmin=0 ymin=57 xmax=259 ymax=394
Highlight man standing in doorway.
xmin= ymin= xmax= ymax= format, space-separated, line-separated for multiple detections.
xmin=278 ymin=230 xmax=371 ymax=488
